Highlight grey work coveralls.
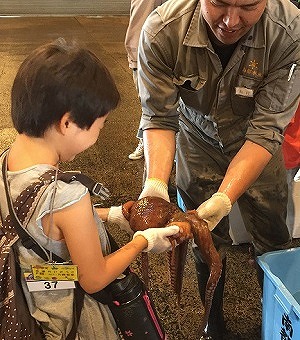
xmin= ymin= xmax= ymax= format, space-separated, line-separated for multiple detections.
xmin=138 ymin=0 xmax=300 ymax=255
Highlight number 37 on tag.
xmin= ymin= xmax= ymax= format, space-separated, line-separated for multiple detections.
xmin=24 ymin=272 xmax=76 ymax=292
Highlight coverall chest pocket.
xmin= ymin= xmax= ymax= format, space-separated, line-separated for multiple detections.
xmin=174 ymin=75 xmax=207 ymax=108
xmin=231 ymin=75 xmax=261 ymax=116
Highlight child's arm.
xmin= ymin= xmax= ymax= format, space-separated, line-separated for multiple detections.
xmin=46 ymin=193 xmax=178 ymax=294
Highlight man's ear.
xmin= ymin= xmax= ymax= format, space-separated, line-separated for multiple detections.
xmin=59 ymin=112 xmax=72 ymax=134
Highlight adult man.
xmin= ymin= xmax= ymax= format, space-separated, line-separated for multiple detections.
xmin=137 ymin=0 xmax=300 ymax=338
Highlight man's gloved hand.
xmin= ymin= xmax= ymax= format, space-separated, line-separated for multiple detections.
xmin=139 ymin=178 xmax=170 ymax=202
xmin=107 ymin=206 xmax=133 ymax=235
xmin=133 ymin=225 xmax=180 ymax=253
xmin=196 ymin=192 xmax=232 ymax=231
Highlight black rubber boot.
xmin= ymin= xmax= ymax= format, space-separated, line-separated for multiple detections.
xmin=194 ymin=256 xmax=226 ymax=340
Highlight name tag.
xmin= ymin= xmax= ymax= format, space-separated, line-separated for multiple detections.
xmin=24 ymin=273 xmax=76 ymax=292
xmin=235 ymin=87 xmax=254 ymax=97
xmin=31 ymin=263 xmax=78 ymax=281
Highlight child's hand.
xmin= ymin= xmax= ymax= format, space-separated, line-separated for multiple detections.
xmin=133 ymin=225 xmax=180 ymax=253
xmin=107 ymin=206 xmax=134 ymax=235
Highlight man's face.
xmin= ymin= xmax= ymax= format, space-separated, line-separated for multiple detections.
xmin=200 ymin=0 xmax=267 ymax=45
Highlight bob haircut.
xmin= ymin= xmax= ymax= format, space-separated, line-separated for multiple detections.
xmin=11 ymin=38 xmax=120 ymax=137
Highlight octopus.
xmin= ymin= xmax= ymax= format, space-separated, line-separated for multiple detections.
xmin=122 ymin=196 xmax=223 ymax=339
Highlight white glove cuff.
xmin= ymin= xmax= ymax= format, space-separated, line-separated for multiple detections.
xmin=133 ymin=231 xmax=154 ymax=252
xmin=212 ymin=192 xmax=232 ymax=215
xmin=107 ymin=206 xmax=123 ymax=225
xmin=140 ymin=178 xmax=169 ymax=201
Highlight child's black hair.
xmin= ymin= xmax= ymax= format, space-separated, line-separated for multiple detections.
xmin=11 ymin=38 xmax=120 ymax=137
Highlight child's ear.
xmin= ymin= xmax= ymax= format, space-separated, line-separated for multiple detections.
xmin=59 ymin=112 xmax=72 ymax=134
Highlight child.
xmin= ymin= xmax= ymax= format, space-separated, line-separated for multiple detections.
xmin=0 ymin=39 xmax=179 ymax=339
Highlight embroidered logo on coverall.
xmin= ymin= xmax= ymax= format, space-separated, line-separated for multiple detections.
xmin=242 ymin=59 xmax=262 ymax=78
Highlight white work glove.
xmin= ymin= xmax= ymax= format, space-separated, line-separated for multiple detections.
xmin=133 ymin=225 xmax=180 ymax=253
xmin=196 ymin=192 xmax=232 ymax=231
xmin=107 ymin=206 xmax=134 ymax=235
xmin=294 ymin=169 xmax=300 ymax=182
xmin=139 ymin=178 xmax=170 ymax=202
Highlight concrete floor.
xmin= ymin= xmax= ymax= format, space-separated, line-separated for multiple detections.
xmin=1 ymin=15 xmax=298 ymax=340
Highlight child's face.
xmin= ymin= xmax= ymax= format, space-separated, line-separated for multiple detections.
xmin=62 ymin=113 xmax=109 ymax=162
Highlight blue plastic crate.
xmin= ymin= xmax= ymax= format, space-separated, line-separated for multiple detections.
xmin=258 ymin=248 xmax=300 ymax=340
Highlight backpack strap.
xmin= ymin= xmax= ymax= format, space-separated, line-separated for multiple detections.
xmin=1 ymin=154 xmax=85 ymax=340
xmin=0 ymin=150 xmax=55 ymax=260
xmin=1 ymin=157 xmax=61 ymax=262
xmin=66 ymin=286 xmax=85 ymax=340
xmin=41 ymin=170 xmax=110 ymax=200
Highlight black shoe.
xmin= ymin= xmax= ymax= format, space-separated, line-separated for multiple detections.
xmin=203 ymin=320 xmax=225 ymax=340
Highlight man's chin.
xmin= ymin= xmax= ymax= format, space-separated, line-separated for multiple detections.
xmin=208 ymin=25 xmax=246 ymax=46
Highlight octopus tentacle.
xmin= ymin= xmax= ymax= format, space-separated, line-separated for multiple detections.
xmin=167 ymin=240 xmax=189 ymax=304
xmin=122 ymin=200 xmax=135 ymax=220
xmin=122 ymin=197 xmax=222 ymax=338
xmin=185 ymin=211 xmax=223 ymax=337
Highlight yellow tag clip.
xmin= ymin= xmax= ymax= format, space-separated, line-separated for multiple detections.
xmin=31 ymin=264 xmax=78 ymax=281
